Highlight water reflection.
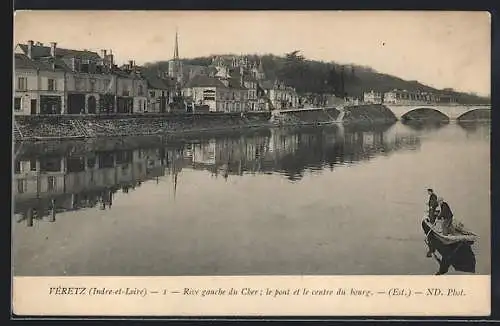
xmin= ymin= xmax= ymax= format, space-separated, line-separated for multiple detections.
xmin=14 ymin=123 xmax=423 ymax=225
xmin=402 ymin=120 xmax=449 ymax=132
xmin=457 ymin=121 xmax=491 ymax=139
xmin=12 ymin=121 xmax=491 ymax=276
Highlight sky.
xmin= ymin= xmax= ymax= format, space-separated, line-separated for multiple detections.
xmin=14 ymin=11 xmax=491 ymax=96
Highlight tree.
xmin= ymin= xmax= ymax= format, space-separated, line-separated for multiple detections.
xmin=277 ymin=50 xmax=307 ymax=91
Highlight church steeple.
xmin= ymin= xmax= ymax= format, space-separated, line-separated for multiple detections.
xmin=169 ymin=27 xmax=183 ymax=87
xmin=173 ymin=27 xmax=179 ymax=60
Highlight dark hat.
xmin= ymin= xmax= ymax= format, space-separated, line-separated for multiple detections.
xmin=427 ymin=188 xmax=434 ymax=192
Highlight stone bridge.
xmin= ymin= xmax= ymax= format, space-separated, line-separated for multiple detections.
xmin=384 ymin=104 xmax=491 ymax=120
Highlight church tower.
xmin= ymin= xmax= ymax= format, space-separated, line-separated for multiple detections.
xmin=168 ymin=28 xmax=183 ymax=86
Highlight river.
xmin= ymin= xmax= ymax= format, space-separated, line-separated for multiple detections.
xmin=12 ymin=121 xmax=490 ymax=276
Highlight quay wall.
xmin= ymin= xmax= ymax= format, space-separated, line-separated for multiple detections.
xmin=14 ymin=111 xmax=273 ymax=142
xmin=14 ymin=104 xmax=452 ymax=142
xmin=342 ymin=104 xmax=398 ymax=125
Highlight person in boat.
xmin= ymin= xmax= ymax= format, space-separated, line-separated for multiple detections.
xmin=427 ymin=188 xmax=438 ymax=222
xmin=437 ymin=197 xmax=454 ymax=235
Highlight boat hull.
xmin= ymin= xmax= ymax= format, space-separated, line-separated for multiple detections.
xmin=422 ymin=218 xmax=477 ymax=245
xmin=422 ymin=218 xmax=476 ymax=274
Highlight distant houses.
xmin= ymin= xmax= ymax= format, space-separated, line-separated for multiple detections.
xmin=363 ymin=89 xmax=458 ymax=105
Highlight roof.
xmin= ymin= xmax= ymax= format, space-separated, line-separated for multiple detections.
xmin=184 ymin=75 xmax=226 ymax=88
xmin=243 ymin=75 xmax=258 ymax=83
xmin=138 ymin=67 xmax=175 ymax=90
xmin=17 ymin=43 xmax=101 ymax=60
xmin=259 ymin=80 xmax=274 ymax=90
xmin=14 ymin=53 xmax=38 ymax=70
xmin=14 ymin=53 xmax=72 ymax=72
xmin=206 ymin=66 xmax=218 ymax=76
xmin=113 ymin=66 xmax=143 ymax=79
xmin=228 ymin=77 xmax=247 ymax=90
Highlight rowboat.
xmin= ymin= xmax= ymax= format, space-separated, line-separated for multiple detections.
xmin=422 ymin=217 xmax=477 ymax=274
xmin=422 ymin=217 xmax=478 ymax=245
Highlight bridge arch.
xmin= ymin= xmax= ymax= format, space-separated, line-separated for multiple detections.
xmin=401 ymin=107 xmax=450 ymax=123
xmin=384 ymin=104 xmax=491 ymax=120
xmin=456 ymin=108 xmax=491 ymax=121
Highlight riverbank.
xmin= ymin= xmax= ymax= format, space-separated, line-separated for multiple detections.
xmin=14 ymin=112 xmax=273 ymax=142
xmin=13 ymin=104 xmax=457 ymax=142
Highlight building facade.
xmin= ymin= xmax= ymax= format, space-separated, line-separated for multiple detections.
xmin=14 ymin=41 xmax=153 ymax=115
xmin=115 ymin=61 xmax=148 ymax=114
xmin=14 ymin=50 xmax=69 ymax=115
xmin=363 ymin=90 xmax=383 ymax=104
xmin=182 ymin=73 xmax=250 ymax=113
xmin=142 ymin=70 xmax=176 ymax=113
xmin=260 ymin=80 xmax=299 ymax=110
xmin=383 ymin=89 xmax=457 ymax=105
xmin=15 ymin=41 xmax=120 ymax=114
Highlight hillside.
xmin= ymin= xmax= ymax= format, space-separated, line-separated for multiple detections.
xmin=144 ymin=52 xmax=490 ymax=105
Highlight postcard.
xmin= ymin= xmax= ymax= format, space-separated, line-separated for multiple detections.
xmin=12 ymin=10 xmax=491 ymax=317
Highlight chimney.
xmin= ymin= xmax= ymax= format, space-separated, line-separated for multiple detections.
xmin=100 ymin=49 xmax=107 ymax=58
xmin=27 ymin=40 xmax=34 ymax=59
xmin=50 ymin=42 xmax=57 ymax=58
xmin=108 ymin=50 xmax=114 ymax=67
xmin=128 ymin=60 xmax=134 ymax=69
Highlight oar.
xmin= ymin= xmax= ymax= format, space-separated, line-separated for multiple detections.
xmin=424 ymin=209 xmax=438 ymax=240
xmin=425 ymin=223 xmax=436 ymax=240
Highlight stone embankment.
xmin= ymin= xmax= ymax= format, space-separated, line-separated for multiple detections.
xmin=271 ymin=104 xmax=397 ymax=127
xmin=15 ymin=104 xmax=448 ymax=142
xmin=14 ymin=112 xmax=273 ymax=142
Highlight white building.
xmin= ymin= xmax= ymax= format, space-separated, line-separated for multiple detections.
xmin=382 ymin=89 xmax=455 ymax=105
xmin=260 ymin=80 xmax=299 ymax=110
xmin=14 ymin=51 xmax=69 ymax=115
xmin=182 ymin=75 xmax=248 ymax=113
xmin=363 ymin=90 xmax=383 ymax=104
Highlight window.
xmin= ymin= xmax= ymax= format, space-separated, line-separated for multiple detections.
xmin=17 ymin=77 xmax=27 ymax=91
xmin=80 ymin=63 xmax=89 ymax=73
xmin=149 ymin=91 xmax=155 ymax=98
xmin=89 ymin=79 xmax=95 ymax=92
xmin=14 ymin=98 xmax=21 ymax=111
xmin=17 ymin=179 xmax=24 ymax=193
xmin=15 ymin=161 xmax=21 ymax=173
xmin=47 ymin=176 xmax=56 ymax=192
xmin=48 ymin=79 xmax=56 ymax=91
xmin=203 ymin=89 xmax=216 ymax=101
xmin=138 ymin=84 xmax=144 ymax=96
xmin=87 ymin=157 xmax=96 ymax=169
xmin=74 ymin=78 xmax=84 ymax=91
xmin=30 ymin=159 xmax=37 ymax=171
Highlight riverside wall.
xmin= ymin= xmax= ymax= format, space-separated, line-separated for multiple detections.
xmin=14 ymin=104 xmax=458 ymax=142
